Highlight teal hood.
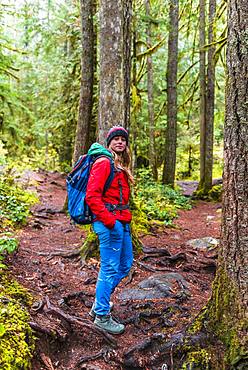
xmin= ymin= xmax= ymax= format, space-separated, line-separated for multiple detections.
xmin=87 ymin=142 xmax=113 ymax=159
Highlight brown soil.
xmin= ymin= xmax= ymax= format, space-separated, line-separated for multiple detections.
xmin=9 ymin=171 xmax=221 ymax=370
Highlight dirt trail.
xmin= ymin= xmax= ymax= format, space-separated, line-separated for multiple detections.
xmin=9 ymin=171 xmax=221 ymax=370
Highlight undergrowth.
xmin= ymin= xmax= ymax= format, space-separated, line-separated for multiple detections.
xmin=134 ymin=169 xmax=191 ymax=227
xmin=0 ymin=173 xmax=38 ymax=229
xmin=0 ymin=167 xmax=38 ymax=368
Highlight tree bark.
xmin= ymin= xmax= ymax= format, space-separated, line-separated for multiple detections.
xmin=145 ymin=0 xmax=158 ymax=181
xmin=88 ymin=0 xmax=98 ymax=148
xmin=131 ymin=6 xmax=138 ymax=170
xmin=207 ymin=0 xmax=248 ymax=364
xmin=73 ymin=0 xmax=95 ymax=163
xmin=204 ymin=0 xmax=216 ymax=192
xmin=198 ymin=0 xmax=207 ymax=189
xmin=98 ymin=0 xmax=132 ymax=144
xmin=123 ymin=0 xmax=132 ymax=130
xmin=162 ymin=0 xmax=179 ymax=186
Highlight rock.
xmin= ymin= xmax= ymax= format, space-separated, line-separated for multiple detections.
xmin=206 ymin=215 xmax=215 ymax=221
xmin=119 ymin=273 xmax=189 ymax=301
xmin=186 ymin=237 xmax=219 ymax=250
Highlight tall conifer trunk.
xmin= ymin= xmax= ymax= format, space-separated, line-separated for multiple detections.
xmin=145 ymin=0 xmax=157 ymax=180
xmin=98 ymin=0 xmax=132 ymax=143
xmin=206 ymin=0 xmax=248 ymax=365
xmin=162 ymin=0 xmax=179 ymax=186
xmin=198 ymin=0 xmax=207 ymax=188
xmin=205 ymin=0 xmax=216 ymax=191
xmin=73 ymin=0 xmax=95 ymax=162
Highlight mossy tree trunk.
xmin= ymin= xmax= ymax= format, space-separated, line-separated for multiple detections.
xmin=205 ymin=0 xmax=248 ymax=365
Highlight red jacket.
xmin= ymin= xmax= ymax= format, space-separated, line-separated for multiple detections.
xmin=85 ymin=157 xmax=132 ymax=228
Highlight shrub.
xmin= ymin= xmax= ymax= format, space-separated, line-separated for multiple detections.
xmin=134 ymin=169 xmax=191 ymax=226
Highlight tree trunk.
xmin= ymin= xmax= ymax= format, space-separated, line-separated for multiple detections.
xmin=88 ymin=0 xmax=98 ymax=148
xmin=207 ymin=0 xmax=248 ymax=365
xmin=204 ymin=0 xmax=216 ymax=192
xmin=123 ymin=0 xmax=132 ymax=130
xmin=131 ymin=7 xmax=138 ymax=170
xmin=198 ymin=0 xmax=207 ymax=189
xmin=98 ymin=0 xmax=132 ymax=144
xmin=73 ymin=0 xmax=95 ymax=163
xmin=162 ymin=0 xmax=179 ymax=186
xmin=145 ymin=0 xmax=158 ymax=181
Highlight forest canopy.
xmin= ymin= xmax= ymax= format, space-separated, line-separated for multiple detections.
xmin=1 ymin=0 xmax=226 ymax=185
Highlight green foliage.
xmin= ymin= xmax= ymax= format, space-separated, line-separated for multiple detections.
xmin=0 ymin=178 xmax=38 ymax=228
xmin=134 ymin=168 xmax=191 ymax=225
xmin=0 ymin=236 xmax=18 ymax=269
xmin=0 ymin=275 xmax=35 ymax=370
xmin=181 ymin=349 xmax=211 ymax=369
xmin=194 ymin=184 xmax=222 ymax=201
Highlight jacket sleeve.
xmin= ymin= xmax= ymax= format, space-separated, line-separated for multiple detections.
xmin=85 ymin=157 xmax=116 ymax=229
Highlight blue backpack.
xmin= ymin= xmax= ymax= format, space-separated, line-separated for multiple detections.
xmin=66 ymin=154 xmax=115 ymax=224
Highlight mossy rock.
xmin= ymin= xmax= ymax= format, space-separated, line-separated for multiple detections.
xmin=193 ymin=184 xmax=222 ymax=201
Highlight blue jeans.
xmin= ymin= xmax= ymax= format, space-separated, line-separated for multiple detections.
xmin=93 ymin=220 xmax=133 ymax=316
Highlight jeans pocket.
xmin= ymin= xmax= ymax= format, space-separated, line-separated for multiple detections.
xmin=93 ymin=221 xmax=108 ymax=235
xmin=111 ymin=220 xmax=123 ymax=238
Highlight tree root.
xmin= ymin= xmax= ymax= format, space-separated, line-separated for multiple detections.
xmin=61 ymin=290 xmax=94 ymax=306
xmin=44 ymin=296 xmax=117 ymax=347
xmin=36 ymin=249 xmax=81 ymax=258
xmin=137 ymin=261 xmax=173 ymax=272
xmin=77 ymin=347 xmax=116 ymax=366
xmin=122 ymin=330 xmax=210 ymax=369
xmin=39 ymin=353 xmax=55 ymax=370
xmin=142 ymin=246 xmax=171 ymax=256
xmin=125 ymin=267 xmax=136 ymax=285
xmin=29 ymin=320 xmax=68 ymax=342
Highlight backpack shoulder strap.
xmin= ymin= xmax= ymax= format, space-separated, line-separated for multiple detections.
xmin=103 ymin=158 xmax=115 ymax=194
xmin=91 ymin=155 xmax=115 ymax=195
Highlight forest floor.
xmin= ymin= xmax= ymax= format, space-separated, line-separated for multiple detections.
xmin=9 ymin=171 xmax=221 ymax=370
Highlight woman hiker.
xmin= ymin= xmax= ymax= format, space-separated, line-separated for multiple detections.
xmin=85 ymin=125 xmax=134 ymax=335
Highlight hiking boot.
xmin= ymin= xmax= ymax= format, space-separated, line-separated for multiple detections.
xmin=89 ymin=301 xmax=114 ymax=319
xmin=94 ymin=314 xmax=125 ymax=335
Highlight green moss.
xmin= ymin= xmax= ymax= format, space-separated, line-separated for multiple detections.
xmin=187 ymin=307 xmax=208 ymax=335
xmin=186 ymin=267 xmax=248 ymax=368
xmin=0 ymin=274 xmax=35 ymax=369
xmin=193 ymin=184 xmax=222 ymax=202
xmin=181 ymin=348 xmax=211 ymax=370
xmin=80 ymin=225 xmax=99 ymax=260
xmin=208 ymin=185 xmax=222 ymax=201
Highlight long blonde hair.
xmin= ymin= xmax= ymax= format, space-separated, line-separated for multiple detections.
xmin=109 ymin=146 xmax=134 ymax=184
